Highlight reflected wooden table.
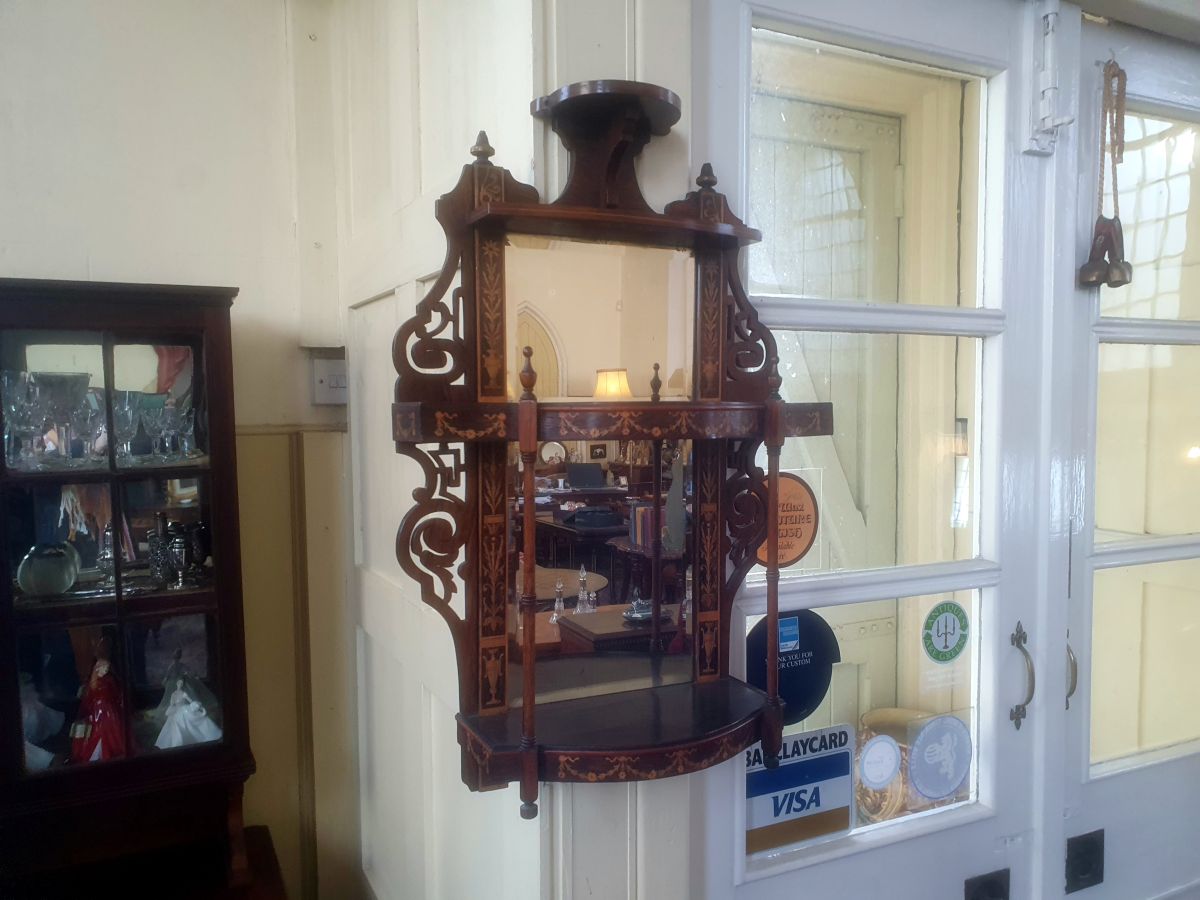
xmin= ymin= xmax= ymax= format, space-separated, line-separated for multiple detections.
xmin=534 ymin=566 xmax=609 ymax=602
xmin=557 ymin=602 xmax=681 ymax=653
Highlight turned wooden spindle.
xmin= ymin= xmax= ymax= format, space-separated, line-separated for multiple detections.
xmin=649 ymin=362 xmax=662 ymax=402
xmin=762 ymin=353 xmax=784 ymax=767
xmin=517 ymin=345 xmax=540 ymax=817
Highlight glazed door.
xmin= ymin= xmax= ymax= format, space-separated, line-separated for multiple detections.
xmin=694 ymin=0 xmax=1055 ymax=896
xmin=1063 ymin=20 xmax=1200 ymax=900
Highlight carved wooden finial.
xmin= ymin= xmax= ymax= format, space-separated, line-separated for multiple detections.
xmin=650 ymin=362 xmax=662 ymax=402
xmin=519 ymin=346 xmax=538 ymax=400
xmin=471 ymin=130 xmax=495 ymax=162
xmin=767 ymin=354 xmax=782 ymax=398
xmin=697 ymin=163 xmax=718 ymax=190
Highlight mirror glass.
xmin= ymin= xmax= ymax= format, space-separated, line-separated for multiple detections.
xmin=506 ymin=439 xmax=695 ymax=706
xmin=505 ymin=236 xmax=695 ymax=401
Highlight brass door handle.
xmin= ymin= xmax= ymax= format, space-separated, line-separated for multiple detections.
xmin=1010 ymin=621 xmax=1035 ymax=730
xmin=1066 ymin=642 xmax=1078 ymax=710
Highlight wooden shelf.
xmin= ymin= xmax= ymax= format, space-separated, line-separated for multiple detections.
xmin=458 ymin=677 xmax=767 ymax=787
xmin=394 ymin=399 xmax=832 ymax=443
xmin=13 ymin=595 xmax=117 ymax=628
xmin=0 ymin=461 xmax=210 ymax=485
xmin=121 ymin=586 xmax=217 ymax=618
xmin=467 ymin=202 xmax=761 ymax=250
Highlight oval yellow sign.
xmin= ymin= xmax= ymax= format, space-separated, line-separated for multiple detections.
xmin=756 ymin=473 xmax=819 ymax=568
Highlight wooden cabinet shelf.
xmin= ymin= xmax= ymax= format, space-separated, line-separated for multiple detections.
xmin=467 ymin=202 xmax=761 ymax=250
xmin=458 ymin=678 xmax=768 ymax=787
xmin=393 ymin=399 xmax=832 ymax=444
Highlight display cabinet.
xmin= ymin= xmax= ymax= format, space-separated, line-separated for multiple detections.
xmin=392 ymin=80 xmax=833 ymax=818
xmin=0 ymin=279 xmax=254 ymax=883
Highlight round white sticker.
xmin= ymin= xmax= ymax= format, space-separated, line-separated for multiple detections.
xmin=859 ymin=734 xmax=901 ymax=790
xmin=909 ymin=715 xmax=972 ymax=800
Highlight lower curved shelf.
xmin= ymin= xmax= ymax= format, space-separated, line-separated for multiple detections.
xmin=457 ymin=677 xmax=768 ymax=788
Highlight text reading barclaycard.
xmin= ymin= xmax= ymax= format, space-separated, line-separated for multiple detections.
xmin=744 ymin=728 xmax=849 ymax=768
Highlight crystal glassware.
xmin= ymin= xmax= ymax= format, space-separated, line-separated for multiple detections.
xmin=1 ymin=370 xmax=28 ymax=463
xmin=113 ymin=405 xmax=140 ymax=461
xmin=141 ymin=406 xmax=167 ymax=460
xmin=29 ymin=372 xmax=90 ymax=468
xmin=629 ymin=585 xmax=652 ymax=618
xmin=160 ymin=403 xmax=182 ymax=462
xmin=97 ymin=523 xmax=115 ymax=587
xmin=69 ymin=403 xmax=102 ymax=466
xmin=167 ymin=533 xmax=192 ymax=590
xmin=11 ymin=396 xmax=45 ymax=470
xmin=550 ymin=579 xmax=564 ymax=623
xmin=178 ymin=408 xmax=197 ymax=458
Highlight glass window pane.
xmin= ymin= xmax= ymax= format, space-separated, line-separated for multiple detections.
xmin=1 ymin=331 xmax=108 ymax=472
xmin=1096 ymin=343 xmax=1200 ymax=542
xmin=127 ymin=613 xmax=222 ymax=754
xmin=752 ymin=332 xmax=978 ymax=577
xmin=745 ymin=590 xmax=978 ymax=855
xmin=1091 ymin=559 xmax=1200 ymax=764
xmin=749 ymin=29 xmax=984 ymax=307
xmin=120 ymin=476 xmax=212 ymax=597
xmin=1101 ymin=112 xmax=1200 ymax=321
xmin=113 ymin=343 xmax=207 ymax=468
xmin=6 ymin=481 xmax=116 ymax=608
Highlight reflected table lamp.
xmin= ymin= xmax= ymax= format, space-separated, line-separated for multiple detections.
xmin=593 ymin=368 xmax=632 ymax=400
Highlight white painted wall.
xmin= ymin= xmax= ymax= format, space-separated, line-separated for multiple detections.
xmin=0 ymin=0 xmax=342 ymax=428
xmin=0 ymin=4 xmax=355 ymax=896
xmin=337 ymin=1 xmax=698 ymax=898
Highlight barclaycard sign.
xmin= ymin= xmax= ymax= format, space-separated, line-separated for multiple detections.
xmin=745 ymin=724 xmax=854 ymax=854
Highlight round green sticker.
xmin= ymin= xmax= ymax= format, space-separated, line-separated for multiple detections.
xmin=922 ymin=601 xmax=969 ymax=664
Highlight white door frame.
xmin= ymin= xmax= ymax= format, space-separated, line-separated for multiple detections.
xmin=693 ymin=0 xmax=1069 ymax=896
xmin=1063 ymin=18 xmax=1200 ymax=900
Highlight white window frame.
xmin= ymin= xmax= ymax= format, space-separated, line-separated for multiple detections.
xmin=693 ymin=0 xmax=1070 ymax=893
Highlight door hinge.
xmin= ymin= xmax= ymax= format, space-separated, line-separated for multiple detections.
xmin=1025 ymin=0 xmax=1075 ymax=156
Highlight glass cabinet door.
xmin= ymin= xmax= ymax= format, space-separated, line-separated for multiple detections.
xmin=1 ymin=328 xmax=223 ymax=779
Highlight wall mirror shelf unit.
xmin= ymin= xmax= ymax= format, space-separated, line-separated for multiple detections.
xmin=0 ymin=279 xmax=254 ymax=888
xmin=391 ymin=80 xmax=833 ymax=818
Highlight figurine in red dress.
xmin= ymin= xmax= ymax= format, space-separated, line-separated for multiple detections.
xmin=70 ymin=656 xmax=128 ymax=763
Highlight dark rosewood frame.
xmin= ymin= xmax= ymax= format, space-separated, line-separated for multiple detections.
xmin=0 ymin=279 xmax=255 ymax=883
xmin=391 ymin=81 xmax=832 ymax=818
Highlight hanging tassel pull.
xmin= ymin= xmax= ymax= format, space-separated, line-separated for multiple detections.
xmin=1079 ymin=59 xmax=1132 ymax=289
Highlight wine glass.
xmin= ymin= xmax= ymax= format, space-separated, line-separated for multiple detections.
xmin=159 ymin=404 xmax=182 ymax=463
xmin=178 ymin=408 xmax=197 ymax=458
xmin=29 ymin=372 xmax=90 ymax=468
xmin=69 ymin=404 xmax=102 ymax=466
xmin=1 ymin=371 xmax=29 ymax=463
xmin=10 ymin=397 xmax=45 ymax=470
xmin=113 ymin=405 xmax=140 ymax=462
xmin=141 ymin=406 xmax=166 ymax=461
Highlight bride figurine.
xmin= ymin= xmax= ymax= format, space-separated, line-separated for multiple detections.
xmin=155 ymin=679 xmax=223 ymax=750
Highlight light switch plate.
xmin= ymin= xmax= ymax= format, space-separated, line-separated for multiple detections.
xmin=312 ymin=357 xmax=348 ymax=405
